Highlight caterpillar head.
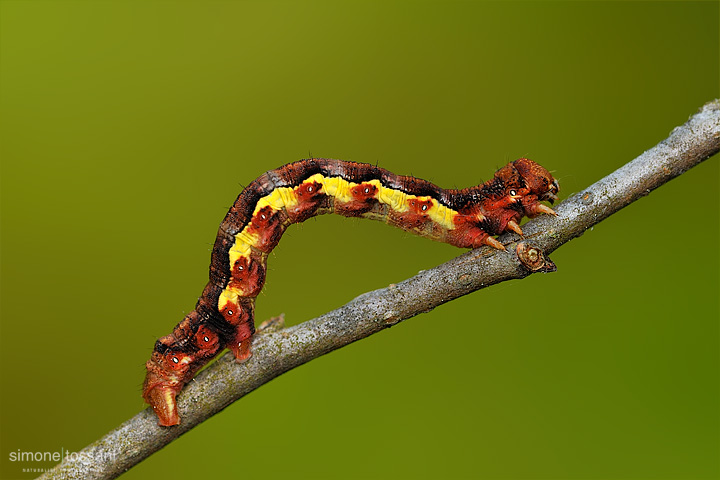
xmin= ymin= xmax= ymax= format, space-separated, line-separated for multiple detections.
xmin=475 ymin=158 xmax=559 ymax=238
xmin=512 ymin=157 xmax=559 ymax=204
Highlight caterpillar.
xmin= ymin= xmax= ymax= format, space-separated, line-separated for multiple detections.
xmin=143 ymin=158 xmax=559 ymax=426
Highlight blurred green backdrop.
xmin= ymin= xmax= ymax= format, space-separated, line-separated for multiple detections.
xmin=1 ymin=1 xmax=718 ymax=479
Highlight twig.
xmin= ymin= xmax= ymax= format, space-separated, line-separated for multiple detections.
xmin=39 ymin=100 xmax=720 ymax=480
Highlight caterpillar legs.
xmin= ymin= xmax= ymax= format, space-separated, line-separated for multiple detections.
xmin=230 ymin=337 xmax=253 ymax=363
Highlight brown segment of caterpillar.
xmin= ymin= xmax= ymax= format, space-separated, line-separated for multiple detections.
xmin=142 ymin=157 xmax=559 ymax=426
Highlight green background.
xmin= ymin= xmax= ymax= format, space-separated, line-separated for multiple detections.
xmin=1 ymin=1 xmax=718 ymax=479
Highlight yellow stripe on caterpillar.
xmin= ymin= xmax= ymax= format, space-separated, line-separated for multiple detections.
xmin=373 ymin=181 xmax=408 ymax=212
xmin=313 ymin=175 xmax=352 ymax=202
xmin=420 ymin=197 xmax=457 ymax=231
xmin=218 ymin=287 xmax=239 ymax=310
xmin=228 ymin=239 xmax=252 ymax=273
xmin=253 ymin=187 xmax=296 ymax=216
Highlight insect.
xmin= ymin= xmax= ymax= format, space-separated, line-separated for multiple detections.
xmin=143 ymin=158 xmax=559 ymax=426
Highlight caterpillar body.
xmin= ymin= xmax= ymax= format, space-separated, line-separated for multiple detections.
xmin=143 ymin=158 xmax=559 ymax=426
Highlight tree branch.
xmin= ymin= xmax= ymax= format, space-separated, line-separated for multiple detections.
xmin=39 ymin=100 xmax=720 ymax=480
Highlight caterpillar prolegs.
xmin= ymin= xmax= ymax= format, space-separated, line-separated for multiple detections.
xmin=143 ymin=158 xmax=559 ymax=426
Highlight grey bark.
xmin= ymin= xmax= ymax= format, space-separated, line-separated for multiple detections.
xmin=38 ymin=100 xmax=720 ymax=480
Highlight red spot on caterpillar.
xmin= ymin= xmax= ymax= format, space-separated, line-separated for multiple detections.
xmin=335 ymin=182 xmax=379 ymax=216
xmin=220 ymin=297 xmax=253 ymax=326
xmin=295 ymin=180 xmax=322 ymax=199
xmin=194 ymin=325 xmax=220 ymax=354
xmin=246 ymin=206 xmax=288 ymax=252
xmin=351 ymin=182 xmax=378 ymax=200
xmin=164 ymin=351 xmax=193 ymax=371
xmin=229 ymin=254 xmax=266 ymax=297
xmin=387 ymin=197 xmax=434 ymax=232
xmin=408 ymin=198 xmax=433 ymax=214
xmin=289 ymin=180 xmax=327 ymax=223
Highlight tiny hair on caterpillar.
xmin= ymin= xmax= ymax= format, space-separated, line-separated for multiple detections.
xmin=143 ymin=158 xmax=559 ymax=426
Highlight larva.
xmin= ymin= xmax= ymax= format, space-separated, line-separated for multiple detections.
xmin=143 ymin=158 xmax=559 ymax=426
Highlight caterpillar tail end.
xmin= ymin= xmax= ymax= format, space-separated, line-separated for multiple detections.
xmin=143 ymin=366 xmax=182 ymax=427
xmin=144 ymin=384 xmax=181 ymax=427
